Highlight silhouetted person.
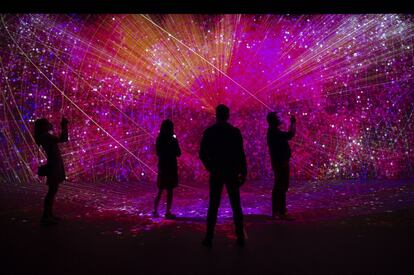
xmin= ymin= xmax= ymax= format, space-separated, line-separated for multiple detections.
xmin=153 ymin=119 xmax=181 ymax=219
xmin=199 ymin=104 xmax=247 ymax=247
xmin=34 ymin=117 xmax=69 ymax=225
xmin=267 ymin=112 xmax=296 ymax=220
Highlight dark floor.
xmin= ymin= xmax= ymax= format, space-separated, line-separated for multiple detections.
xmin=1 ymin=179 xmax=413 ymax=274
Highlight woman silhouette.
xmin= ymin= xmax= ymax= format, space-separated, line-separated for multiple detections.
xmin=34 ymin=117 xmax=69 ymax=225
xmin=153 ymin=119 xmax=181 ymax=219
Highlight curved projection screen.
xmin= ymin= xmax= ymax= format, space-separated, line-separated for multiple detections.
xmin=1 ymin=14 xmax=413 ymax=184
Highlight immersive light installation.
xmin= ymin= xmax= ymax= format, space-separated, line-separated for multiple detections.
xmin=1 ymin=14 xmax=413 ymax=185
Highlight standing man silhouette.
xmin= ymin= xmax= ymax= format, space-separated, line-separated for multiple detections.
xmin=199 ymin=104 xmax=247 ymax=247
xmin=267 ymin=112 xmax=296 ymax=220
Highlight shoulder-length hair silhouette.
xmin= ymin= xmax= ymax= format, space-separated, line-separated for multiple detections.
xmin=153 ymin=119 xmax=181 ymax=219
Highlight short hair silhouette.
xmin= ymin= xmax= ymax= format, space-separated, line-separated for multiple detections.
xmin=216 ymin=104 xmax=230 ymax=121
xmin=267 ymin=112 xmax=281 ymax=126
xmin=159 ymin=119 xmax=174 ymax=137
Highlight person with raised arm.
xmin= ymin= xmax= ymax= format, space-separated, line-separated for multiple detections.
xmin=34 ymin=117 xmax=69 ymax=225
xmin=266 ymin=112 xmax=296 ymax=221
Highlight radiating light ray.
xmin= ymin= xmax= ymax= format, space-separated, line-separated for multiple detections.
xmin=0 ymin=14 xmax=413 ymax=184
xmin=140 ymin=14 xmax=272 ymax=110
xmin=253 ymin=17 xmax=379 ymax=97
xmin=1 ymin=15 xmax=157 ymax=176
xmin=11 ymin=25 xmax=155 ymax=138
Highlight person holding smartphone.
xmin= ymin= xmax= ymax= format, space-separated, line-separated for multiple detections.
xmin=266 ymin=112 xmax=296 ymax=221
xmin=34 ymin=117 xmax=69 ymax=225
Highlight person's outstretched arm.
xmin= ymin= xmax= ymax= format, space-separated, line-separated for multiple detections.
xmin=286 ymin=115 xmax=296 ymax=140
xmin=58 ymin=117 xmax=69 ymax=143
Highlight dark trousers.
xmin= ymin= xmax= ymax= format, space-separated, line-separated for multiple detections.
xmin=206 ymin=173 xmax=244 ymax=240
xmin=154 ymin=188 xmax=174 ymax=213
xmin=272 ymin=161 xmax=290 ymax=215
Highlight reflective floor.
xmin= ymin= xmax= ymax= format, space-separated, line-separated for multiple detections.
xmin=2 ymin=178 xmax=414 ymax=236
xmin=1 ymin=179 xmax=413 ymax=274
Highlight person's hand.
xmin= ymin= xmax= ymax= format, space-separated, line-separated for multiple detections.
xmin=61 ymin=117 xmax=69 ymax=126
xmin=290 ymin=115 xmax=296 ymax=123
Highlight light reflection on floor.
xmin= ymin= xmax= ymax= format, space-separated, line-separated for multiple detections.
xmin=3 ymin=179 xmax=414 ymax=237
